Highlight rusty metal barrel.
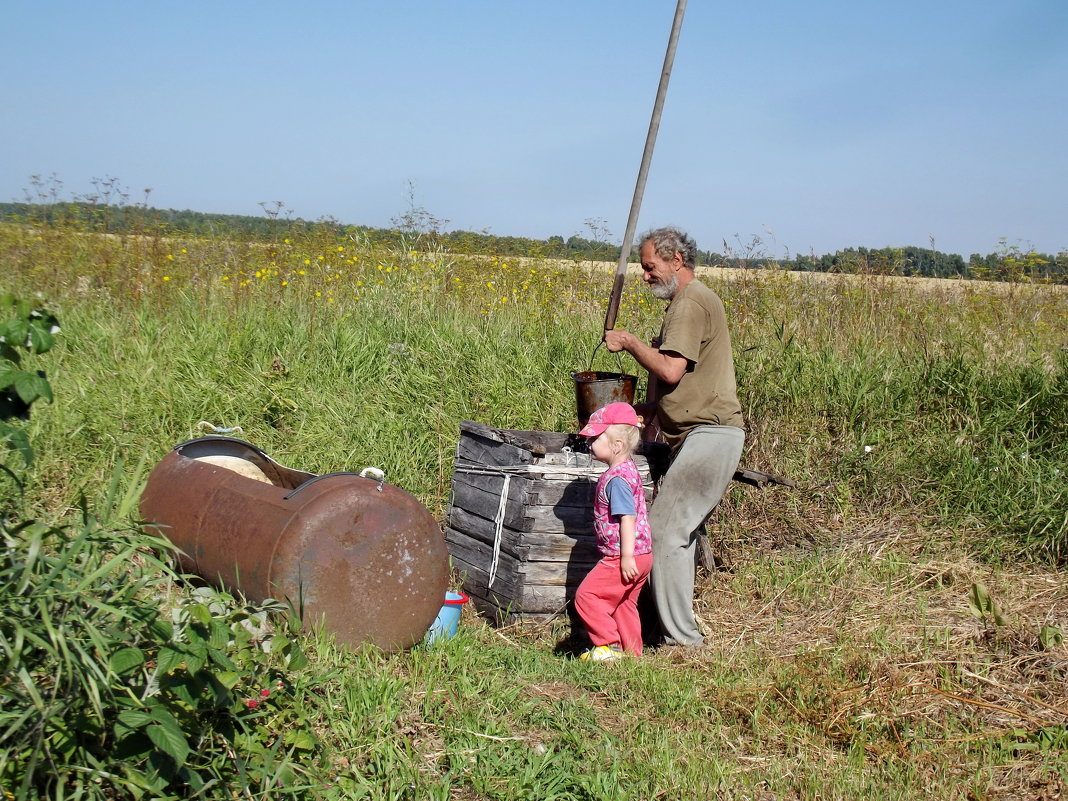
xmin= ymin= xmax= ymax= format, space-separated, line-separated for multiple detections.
xmin=140 ymin=436 xmax=449 ymax=652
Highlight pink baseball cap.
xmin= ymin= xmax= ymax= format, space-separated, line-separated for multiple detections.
xmin=578 ymin=402 xmax=642 ymax=437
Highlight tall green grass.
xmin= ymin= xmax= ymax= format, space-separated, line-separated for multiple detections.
xmin=3 ymin=220 xmax=1064 ymax=559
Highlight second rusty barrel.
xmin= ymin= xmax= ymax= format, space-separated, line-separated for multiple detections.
xmin=140 ymin=436 xmax=449 ymax=652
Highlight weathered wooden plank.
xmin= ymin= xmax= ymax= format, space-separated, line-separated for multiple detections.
xmin=448 ymin=553 xmax=497 ymax=598
xmin=520 ymin=583 xmax=572 ymax=612
xmin=450 ymin=463 xmax=603 ymax=513
xmin=449 ymin=498 xmax=595 ymax=538
xmin=463 ymin=580 xmax=574 ymax=621
xmin=524 ymin=477 xmax=597 ymax=509
xmin=448 ymin=470 xmax=533 ymax=531
xmin=532 ymin=451 xmax=650 ymax=472
xmin=449 ymin=469 xmax=651 ymax=522
xmin=444 ymin=528 xmax=522 ymax=594
xmin=537 ymin=452 xmax=598 ymax=468
xmin=447 ymin=545 xmax=522 ymax=600
xmin=446 ymin=506 xmax=527 ymax=551
xmin=448 ymin=504 xmax=523 ymax=544
xmin=465 ymin=592 xmax=512 ymax=625
xmin=467 ymin=582 xmax=573 ymax=619
xmin=519 ymin=531 xmax=594 ymax=547
xmin=445 ymin=525 xmax=520 ymax=570
xmin=447 ymin=529 xmax=520 ymax=574
xmin=455 ymin=428 xmax=537 ymax=468
xmin=528 ymin=504 xmax=593 ymax=534
xmin=446 ymin=532 xmax=592 ymax=595
xmin=519 ymin=558 xmax=597 ymax=586
xmin=523 ymin=476 xmax=656 ymax=508
xmin=448 ymin=525 xmax=593 ymax=588
xmin=521 ymin=535 xmax=599 ymax=562
xmin=531 ymin=504 xmax=598 ymax=536
xmin=448 ymin=555 xmax=572 ymax=619
xmin=477 ymin=425 xmax=579 ymax=456
xmin=448 ymin=540 xmax=593 ymax=613
xmin=460 ymin=420 xmax=545 ymax=452
xmin=449 ymin=512 xmax=599 ymax=564
xmin=455 ymin=580 xmax=513 ymax=616
xmin=450 ymin=555 xmax=591 ymax=620
xmin=481 ymin=424 xmax=667 ymax=465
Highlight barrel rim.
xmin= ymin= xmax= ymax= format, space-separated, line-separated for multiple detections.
xmin=572 ymin=370 xmax=638 ymax=383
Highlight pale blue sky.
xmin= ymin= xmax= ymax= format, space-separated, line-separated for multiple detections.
xmin=3 ymin=1 xmax=1065 ymax=258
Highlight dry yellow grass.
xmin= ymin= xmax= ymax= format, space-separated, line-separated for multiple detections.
xmin=472 ymin=251 xmax=1067 ymax=298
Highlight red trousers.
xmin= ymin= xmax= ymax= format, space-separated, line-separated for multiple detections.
xmin=574 ymin=554 xmax=653 ymax=656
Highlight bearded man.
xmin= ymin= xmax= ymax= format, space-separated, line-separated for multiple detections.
xmin=603 ymin=227 xmax=745 ymax=646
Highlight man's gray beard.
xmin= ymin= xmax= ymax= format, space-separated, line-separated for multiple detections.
xmin=650 ymin=275 xmax=679 ymax=300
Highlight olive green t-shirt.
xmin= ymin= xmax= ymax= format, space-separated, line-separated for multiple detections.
xmin=656 ymin=279 xmax=744 ymax=451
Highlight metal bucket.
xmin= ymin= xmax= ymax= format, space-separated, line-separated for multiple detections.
xmin=572 ymin=370 xmax=638 ymax=427
xmin=140 ymin=436 xmax=449 ymax=652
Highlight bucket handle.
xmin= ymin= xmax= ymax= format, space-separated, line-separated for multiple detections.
xmin=586 ymin=339 xmax=627 ymax=374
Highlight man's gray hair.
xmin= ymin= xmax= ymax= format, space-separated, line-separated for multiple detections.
xmin=640 ymin=227 xmax=698 ymax=271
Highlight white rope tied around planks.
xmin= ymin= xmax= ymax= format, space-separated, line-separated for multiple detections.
xmin=451 ymin=451 xmax=606 ymax=588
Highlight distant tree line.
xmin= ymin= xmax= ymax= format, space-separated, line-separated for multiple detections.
xmin=1 ymin=201 xmax=1064 ymax=284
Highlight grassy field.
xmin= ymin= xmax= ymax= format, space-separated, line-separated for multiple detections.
xmin=1 ymin=219 xmax=1066 ymax=799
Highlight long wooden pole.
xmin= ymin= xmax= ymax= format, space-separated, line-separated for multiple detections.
xmin=603 ymin=0 xmax=687 ymax=333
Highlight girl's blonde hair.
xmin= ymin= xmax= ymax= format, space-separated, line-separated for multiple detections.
xmin=603 ymin=423 xmax=640 ymax=456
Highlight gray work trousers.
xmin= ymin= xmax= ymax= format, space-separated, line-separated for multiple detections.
xmin=648 ymin=424 xmax=745 ymax=646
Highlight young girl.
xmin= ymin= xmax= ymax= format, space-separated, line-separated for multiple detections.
xmin=574 ymin=402 xmax=653 ymax=661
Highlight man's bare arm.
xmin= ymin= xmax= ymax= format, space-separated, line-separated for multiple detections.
xmin=603 ymin=329 xmax=688 ymax=384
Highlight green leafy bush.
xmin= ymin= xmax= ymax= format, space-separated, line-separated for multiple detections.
xmin=0 ymin=497 xmax=321 ymax=798
xmin=0 ymin=293 xmax=57 ymax=467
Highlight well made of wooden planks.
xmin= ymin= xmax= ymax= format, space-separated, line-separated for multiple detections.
xmin=444 ymin=422 xmax=659 ymax=623
xmin=445 ymin=421 xmax=793 ymax=624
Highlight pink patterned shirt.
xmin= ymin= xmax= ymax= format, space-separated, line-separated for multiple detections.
xmin=592 ymin=458 xmax=652 ymax=557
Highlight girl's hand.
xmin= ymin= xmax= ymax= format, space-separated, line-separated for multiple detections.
xmin=620 ymin=555 xmax=638 ymax=583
